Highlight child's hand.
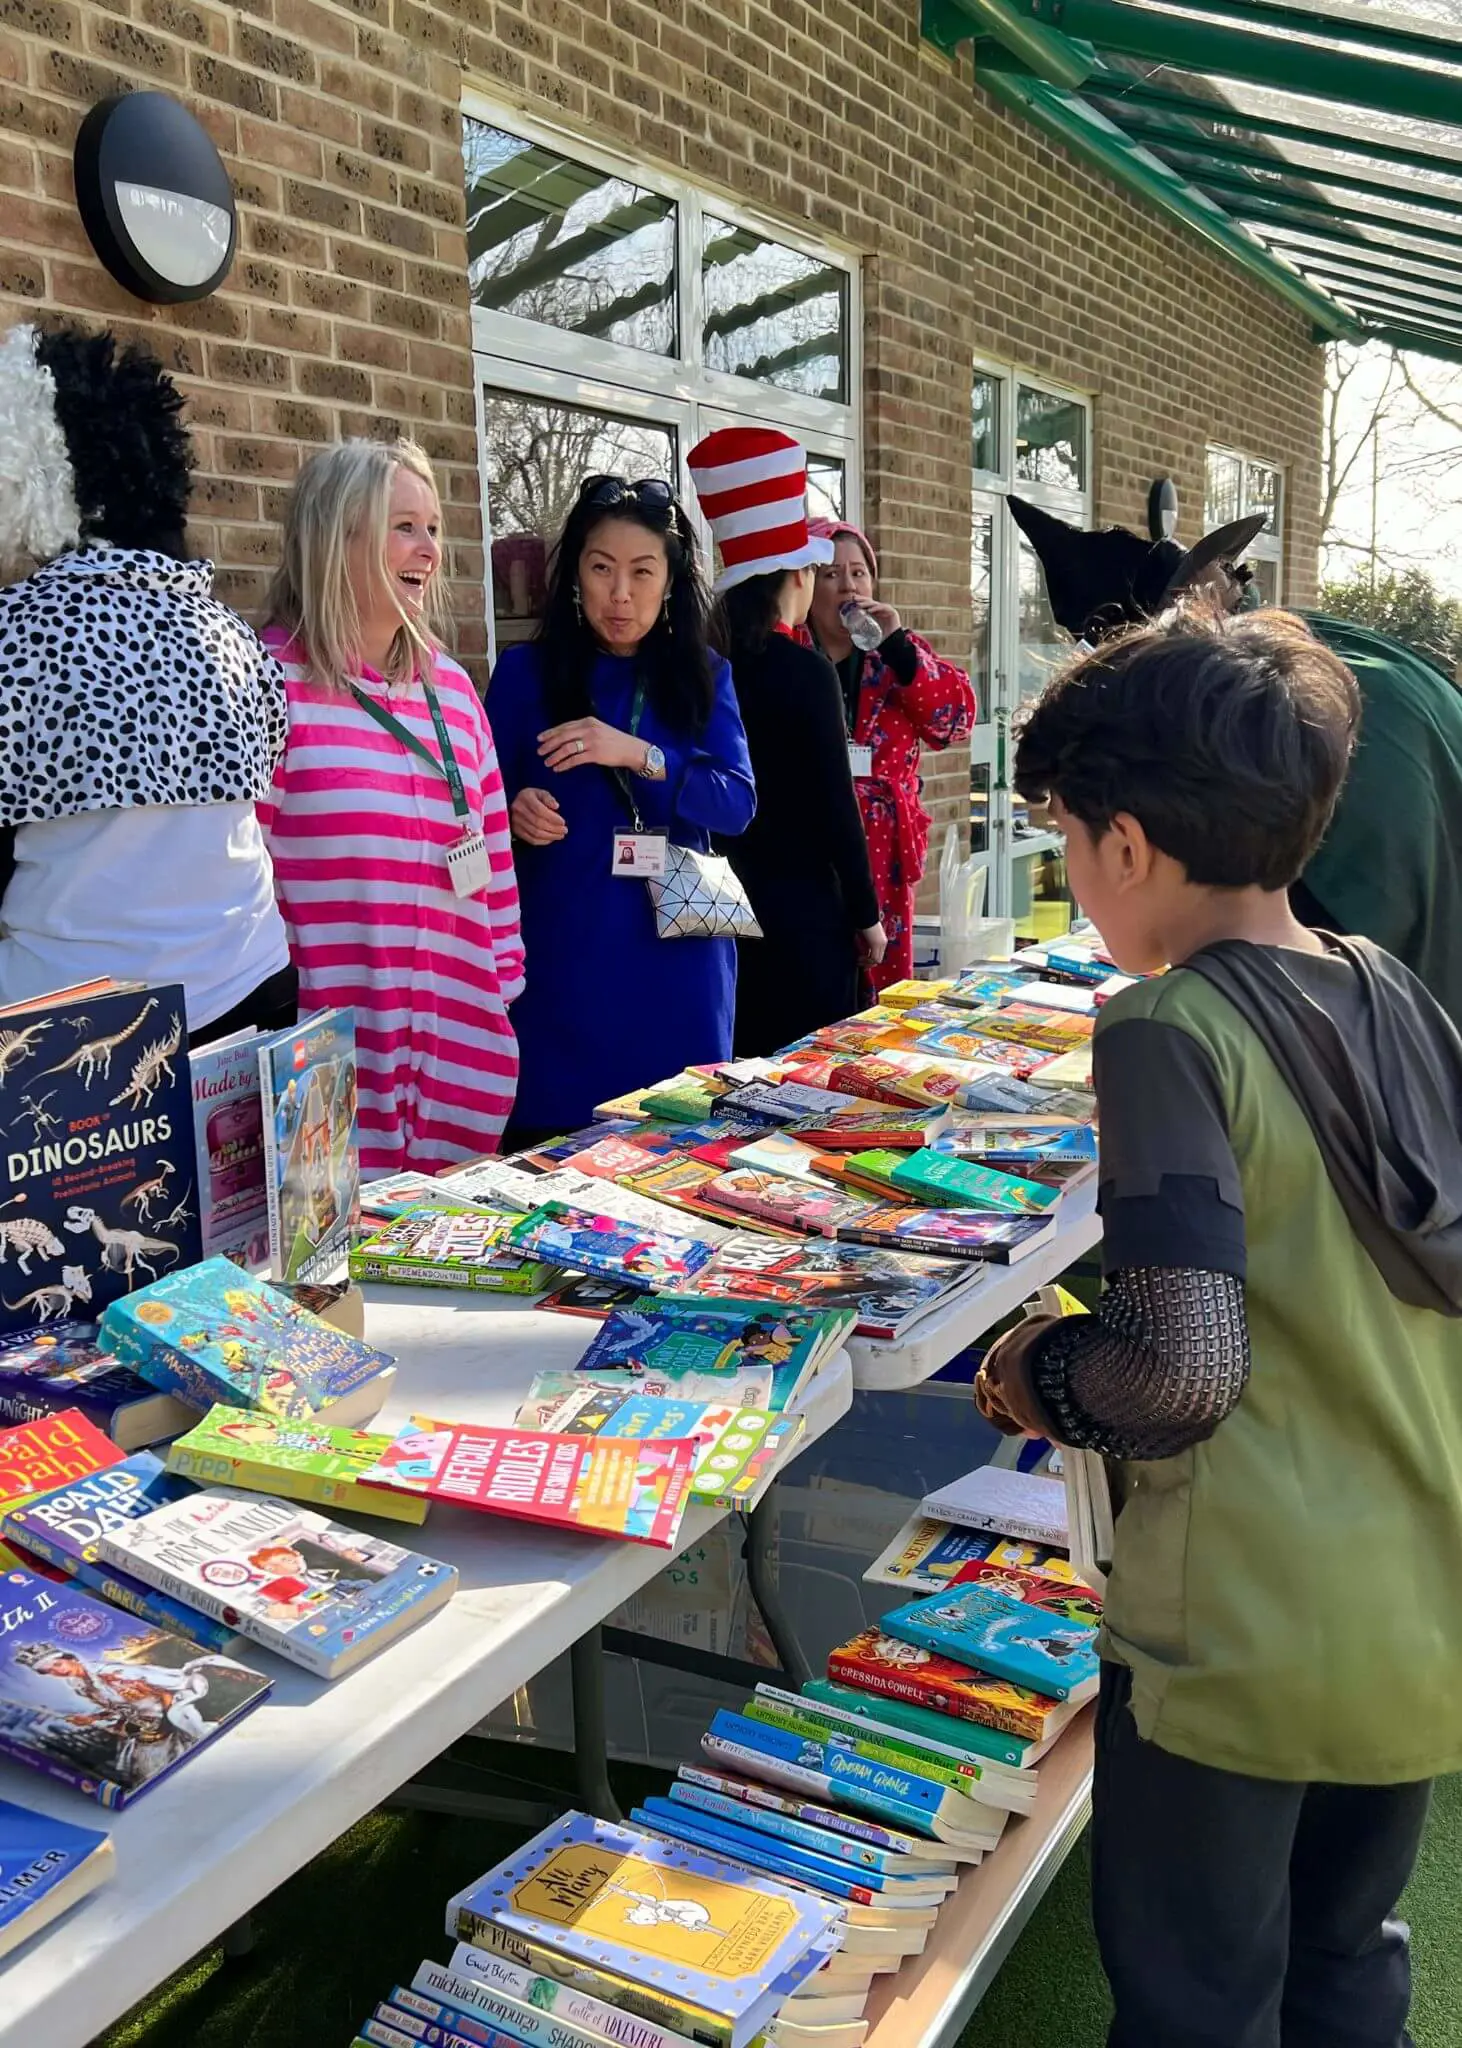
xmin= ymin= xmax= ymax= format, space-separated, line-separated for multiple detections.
xmin=975 ymin=1317 xmax=1061 ymax=1437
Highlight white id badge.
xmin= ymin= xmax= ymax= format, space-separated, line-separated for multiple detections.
xmin=848 ymin=743 xmax=873 ymax=779
xmin=611 ymin=830 xmax=668 ymax=877
xmin=445 ymin=829 xmax=492 ymax=898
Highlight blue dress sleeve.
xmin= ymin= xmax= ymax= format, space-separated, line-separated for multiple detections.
xmin=484 ymin=645 xmax=539 ymax=803
xmin=646 ymin=656 xmax=756 ymax=838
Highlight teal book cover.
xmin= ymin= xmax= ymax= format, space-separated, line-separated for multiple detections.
xmin=890 ymin=1150 xmax=1060 ymax=1216
xmin=881 ymin=1583 xmax=1099 ymax=1701
xmin=803 ymin=1679 xmax=1032 ymax=1769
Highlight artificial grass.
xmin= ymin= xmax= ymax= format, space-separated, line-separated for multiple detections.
xmin=98 ymin=1764 xmax=1462 ymax=2048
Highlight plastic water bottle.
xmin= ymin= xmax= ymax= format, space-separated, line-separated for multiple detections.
xmin=840 ymin=599 xmax=885 ymax=653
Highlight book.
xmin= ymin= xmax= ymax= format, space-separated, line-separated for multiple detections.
xmin=522 ymin=1389 xmax=806 ymax=1512
xmin=835 ymin=1205 xmax=1054 ymax=1263
xmin=919 ymin=1466 xmax=1068 ymax=1547
xmin=933 ymin=1123 xmax=1095 ymax=1164
xmin=420 ymin=1943 xmax=710 ymax=2048
xmin=996 ymin=979 xmax=1096 ymax=1015
xmin=639 ymin=1083 xmax=719 ymax=1124
xmin=789 ymin=1109 xmax=947 ymax=1153
xmin=164 ymin=1404 xmax=430 ymax=1526
xmin=950 ymin=1555 xmax=1103 ymax=1624
xmin=888 ymin=1150 xmax=1060 ymax=1217
xmin=359 ymin=1171 xmax=460 ymax=1224
xmin=98 ymin=1258 xmax=396 ymax=1428
xmin=0 ymin=1323 xmax=195 ymax=1452
xmin=663 ymin=1781 xmax=958 ymax=1892
xmin=435 ymin=1158 xmax=549 ymax=1212
xmin=953 ymin=1006 xmax=1092 ymax=1054
xmin=826 ymin=1627 xmax=1079 ymax=1748
xmin=0 ymin=1796 xmax=114 ymax=1958
xmin=1025 ymin=1046 xmax=1095 ymax=1091
xmin=361 ymin=1417 xmax=698 ymax=1550
xmin=0 ymin=1566 xmax=270 ymax=1803
xmin=530 ymin=1167 xmax=738 ymax=1248
xmin=574 ymin=1302 xmax=847 ymax=1409
xmin=188 ymin=1027 xmax=269 ymax=1265
xmin=0 ymin=1447 xmax=237 ymax=1651
xmin=801 ymin=1678 xmax=1035 ymax=1771
xmin=724 ymin=1134 xmax=823 ymax=1179
xmin=368 ymin=1996 xmax=509 ymax=2048
xmin=0 ymin=1405 xmax=126 ymax=1567
xmin=511 ymin=1204 xmax=717 ymax=1288
xmin=631 ymin=1800 xmax=944 ymax=1915
xmin=0 ymin=980 xmax=202 ymax=1336
xmin=701 ymin=1170 xmax=879 ymax=1239
xmin=447 ymin=1810 xmax=844 ymax=2048
xmin=256 ymin=1009 xmax=361 ymax=1285
xmin=1022 ymin=1283 xmax=1114 ymax=1592
xmin=389 ymin=1977 xmax=588 ymax=2048
xmin=954 ymin=1071 xmax=1097 ymax=1121
xmin=349 ymin=1203 xmax=558 ymax=1296
xmin=673 ymin=1765 xmax=957 ymax=1872
xmin=879 ymin=1582 xmax=1099 ymax=1703
xmin=714 ymin=1083 xmax=855 ymax=1127
xmin=671 ymin=1234 xmax=974 ymax=1341
xmin=539 ymin=1276 xmax=647 ymax=1320
xmin=96 ymin=1491 xmax=457 ymax=1678
xmin=914 ymin=1022 xmax=1045 ymax=1073
xmin=862 ymin=1511 xmax=1065 ymax=1594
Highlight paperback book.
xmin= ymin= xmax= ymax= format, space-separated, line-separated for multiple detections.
xmin=256 ymin=1009 xmax=361 ymax=1285
xmin=672 ymin=1234 xmax=973 ymax=1341
xmin=573 ymin=1302 xmax=848 ymax=1409
xmin=511 ymin=1204 xmax=717 ymax=1288
xmin=701 ymin=1170 xmax=879 ymax=1239
xmin=0 ymin=1796 xmax=115 ymax=1958
xmin=519 ymin=1389 xmax=806 ymax=1511
xmin=165 ymin=1404 xmax=430 ymax=1526
xmin=888 ymin=1150 xmax=1060 ymax=1217
xmin=0 ymin=1322 xmax=195 ymax=1451
xmin=862 ymin=1512 xmax=1064 ymax=1594
xmin=879 ymin=1582 xmax=1100 ymax=1702
xmin=349 ymin=1203 xmax=558 ymax=1297
xmin=826 ymin=1627 xmax=1078 ymax=1748
xmin=788 ymin=1107 xmax=948 ymax=1152
xmin=0 ymin=979 xmax=202 ymax=1337
xmin=801 ymin=1678 xmax=1035 ymax=1772
xmin=949 ymin=1555 xmax=1103 ymax=1627
xmin=674 ymin=1764 xmax=956 ymax=1872
xmin=432 ymin=1937 xmax=720 ymax=2048
xmin=188 ymin=1027 xmax=269 ymax=1265
xmin=0 ymin=1567 xmax=270 ymax=1805
xmin=739 ymin=1687 xmax=1017 ymax=1817
xmin=835 ymin=1205 xmax=1054 ymax=1263
xmin=98 ymin=1258 xmax=396 ymax=1428
xmin=953 ymin=1072 xmax=1097 ymax=1122
xmin=97 ymin=1491 xmax=457 ymax=1678
xmin=919 ymin=1466 xmax=1068 ymax=1547
xmin=361 ymin=1418 xmax=698 ymax=1549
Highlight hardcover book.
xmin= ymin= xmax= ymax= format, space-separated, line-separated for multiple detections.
xmin=96 ymin=1490 xmax=457 ymax=1679
xmin=188 ymin=1028 xmax=269 ymax=1265
xmin=510 ymin=1204 xmax=717 ymax=1288
xmin=0 ymin=1567 xmax=270 ymax=1805
xmin=446 ymin=1810 xmax=843 ymax=2048
xmin=826 ymin=1627 xmax=1078 ymax=1746
xmin=165 ymin=1404 xmax=429 ymax=1525
xmin=0 ymin=980 xmax=201 ymax=1336
xmin=256 ymin=1010 xmax=361 ymax=1285
xmin=98 ymin=1258 xmax=396 ymax=1427
xmin=348 ymin=1203 xmax=558 ymax=1296
xmin=361 ymin=1417 xmax=698 ymax=1549
xmin=0 ymin=1796 xmax=115 ymax=1958
xmin=880 ymin=1583 xmax=1099 ymax=1701
xmin=0 ymin=1322 xmax=195 ymax=1451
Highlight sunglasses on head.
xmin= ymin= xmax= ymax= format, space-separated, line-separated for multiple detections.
xmin=579 ymin=475 xmax=676 ymax=519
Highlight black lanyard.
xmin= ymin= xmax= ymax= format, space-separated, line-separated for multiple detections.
xmin=348 ymin=679 xmax=469 ymax=822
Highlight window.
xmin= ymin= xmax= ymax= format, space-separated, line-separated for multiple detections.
xmin=1015 ymin=383 xmax=1088 ymax=494
xmin=1205 ymin=444 xmax=1284 ymax=603
xmin=464 ymin=100 xmax=861 ymax=656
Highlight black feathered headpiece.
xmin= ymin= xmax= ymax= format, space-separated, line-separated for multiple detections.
xmin=1008 ymin=496 xmax=1267 ymax=644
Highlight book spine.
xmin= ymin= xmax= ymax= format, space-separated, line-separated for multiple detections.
xmin=93 ymin=1533 xmax=329 ymax=1675
xmin=826 ymin=1657 xmax=1046 ymax=1745
xmin=450 ymin=1916 xmax=729 ymax=2048
xmin=70 ymin=1557 xmax=236 ymax=1653
xmin=636 ymin=1805 xmax=870 ymax=1904
xmin=701 ymin=1731 xmax=937 ymax=1839
xmin=804 ymin=1682 xmax=1030 ymax=1770
xmin=934 ymin=1509 xmax=1068 ymax=1547
xmin=677 ymin=1766 xmax=916 ymax=1858
xmin=390 ymin=1989 xmax=511 ymax=2048
xmin=745 ymin=1700 xmax=983 ymax=1798
xmin=0 ymin=1724 xmax=120 ymax=1808
xmin=668 ymin=1782 xmax=889 ymax=1875
xmin=403 ymin=1968 xmax=621 ymax=2048
xmin=257 ymin=1043 xmax=286 ymax=1282
xmin=165 ymin=1442 xmax=419 ymax=1524
xmin=0 ymin=1386 xmax=119 ymax=1435
xmin=436 ymin=1952 xmax=700 ymax=2048
xmin=0 ymin=1515 xmax=72 ymax=1574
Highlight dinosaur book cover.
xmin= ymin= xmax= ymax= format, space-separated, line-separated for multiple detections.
xmin=0 ymin=982 xmax=202 ymax=1338
xmin=256 ymin=1012 xmax=360 ymax=1287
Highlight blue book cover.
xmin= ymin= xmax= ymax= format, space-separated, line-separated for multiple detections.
xmin=1 ymin=1452 xmax=234 ymax=1652
xmin=666 ymin=1780 xmax=931 ymax=1883
xmin=256 ymin=1010 xmax=360 ymax=1286
xmin=880 ymin=1583 xmax=1099 ymax=1702
xmin=0 ymin=1566 xmax=270 ymax=1807
xmin=672 ymin=1769 xmax=938 ymax=1874
xmin=386 ymin=1988 xmax=508 ymax=2048
xmin=0 ymin=1323 xmax=191 ymax=1446
xmin=447 ymin=1810 xmax=842 ymax=2048
xmin=511 ymin=1205 xmax=716 ymax=1288
xmin=638 ymin=1798 xmax=884 ymax=1902
xmin=0 ymin=1795 xmax=112 ymax=1955
xmin=94 ymin=1489 xmax=457 ymax=1679
xmin=0 ymin=984 xmax=202 ymax=1338
xmin=703 ymin=1711 xmax=948 ymax=1833
xmin=98 ymin=1258 xmax=393 ymax=1422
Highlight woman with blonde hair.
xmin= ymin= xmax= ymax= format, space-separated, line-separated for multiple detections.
xmin=260 ymin=438 xmax=521 ymax=1171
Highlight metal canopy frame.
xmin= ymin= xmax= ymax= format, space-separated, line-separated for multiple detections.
xmin=923 ymin=0 xmax=1462 ymax=360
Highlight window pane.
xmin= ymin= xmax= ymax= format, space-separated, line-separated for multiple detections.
xmin=1245 ymin=462 xmax=1280 ymax=526
xmin=972 ymin=374 xmax=1001 ymax=475
xmin=464 ymin=120 xmax=677 ymax=356
xmin=806 ymin=454 xmax=845 ymax=522
xmin=482 ymin=390 xmax=677 ymax=647
xmin=969 ymin=759 xmax=991 ymax=858
xmin=702 ymin=215 xmax=847 ymax=401
xmin=970 ymin=509 xmax=993 ymax=722
xmin=1205 ymin=449 xmax=1242 ymax=528
xmin=1015 ymin=385 xmax=1086 ymax=491
xmin=1016 ymin=533 xmax=1068 ymax=710
xmin=1249 ymin=556 xmax=1282 ymax=607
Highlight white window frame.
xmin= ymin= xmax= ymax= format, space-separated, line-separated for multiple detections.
xmin=1205 ymin=443 xmax=1284 ymax=603
xmin=462 ymin=90 xmax=863 ymax=661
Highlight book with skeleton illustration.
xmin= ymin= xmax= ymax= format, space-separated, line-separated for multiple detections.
xmin=0 ymin=980 xmax=202 ymax=1340
xmin=256 ymin=1011 xmax=361 ymax=1286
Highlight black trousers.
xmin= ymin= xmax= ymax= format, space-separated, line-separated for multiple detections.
xmin=187 ymin=962 xmax=299 ymax=1051
xmin=1093 ymin=1664 xmax=1431 ymax=2048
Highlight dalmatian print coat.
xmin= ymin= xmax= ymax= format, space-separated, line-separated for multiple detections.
xmin=0 ymin=547 xmax=287 ymax=825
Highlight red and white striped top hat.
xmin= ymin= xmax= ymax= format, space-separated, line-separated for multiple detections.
xmin=688 ymin=426 xmax=835 ymax=594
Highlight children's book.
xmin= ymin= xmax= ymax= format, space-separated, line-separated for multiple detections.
xmin=358 ymin=1172 xmax=460 ymax=1225
xmin=521 ymin=1389 xmax=806 ymax=1512
xmin=632 ymin=1799 xmax=939 ymax=1914
xmin=934 ymin=1124 xmax=1095 ymax=1163
xmin=862 ymin=1511 xmax=1065 ymax=1594
xmin=0 ymin=1796 xmax=115 ymax=1958
xmin=913 ymin=1023 xmax=1045 ymax=1074
xmin=575 ymin=1303 xmax=848 ymax=1408
xmin=949 ymin=1555 xmax=1103 ymax=1627
xmin=953 ymin=1071 xmax=1097 ymax=1122
xmin=256 ymin=1009 xmax=361 ymax=1285
xmin=446 ymin=1810 xmax=843 ymax=2048
xmin=99 ymin=1258 xmax=396 ymax=1429
xmin=639 ymin=1083 xmax=720 ymax=1125
xmin=881 ymin=1582 xmax=1099 ymax=1702
xmin=1022 ymin=1284 xmax=1114 ymax=1592
xmin=835 ymin=1205 xmax=1054 ymax=1263
xmin=956 ymin=1006 xmax=1093 ymax=1055
xmin=0 ymin=1406 xmax=131 ymax=1513
xmin=789 ymin=1108 xmax=948 ymax=1153
xmin=1 ymin=1447 xmax=235 ymax=1651
xmin=671 ymin=1236 xmax=974 ymax=1341
xmin=0 ymin=980 xmax=202 ymax=1337
xmin=1025 ymin=1046 xmax=1095 ymax=1092
xmin=663 ymin=1781 xmax=958 ymax=1893
xmin=702 ymin=1170 xmax=880 ymax=1239
xmin=511 ymin=1204 xmax=717 ymax=1288
xmin=996 ymin=980 xmax=1096 ymax=1016
xmin=814 ymin=1150 xmax=905 ymax=1198
xmin=944 ymin=968 xmax=1034 ymax=1007
xmin=427 ymin=1940 xmax=711 ymax=2048
xmin=389 ymin=1977 xmax=581 ymax=2048
xmin=539 ymin=1277 xmax=647 ymax=1321
xmin=0 ymin=1323 xmax=195 ymax=1451
xmin=624 ymin=1158 xmax=758 ymax=1233
xmin=528 ymin=1166 xmax=738 ymax=1247
xmin=188 ymin=1027 xmax=269 ymax=1265
xmin=801 ymin=1678 xmax=1035 ymax=1772
xmin=435 ymin=1158 xmax=549 ymax=1213
xmin=919 ymin=1466 xmax=1068 ymax=1547
xmin=724 ymin=1134 xmax=823 ymax=1180
xmin=165 ymin=1404 xmax=429 ymax=1526
xmin=674 ymin=1765 xmax=956 ymax=1872
xmin=97 ymin=1490 xmax=456 ymax=1679
xmin=0 ymin=1566 xmax=270 ymax=1804
xmin=714 ymin=1082 xmax=855 ymax=1127
xmin=826 ymin=1627 xmax=1080 ymax=1747
xmin=888 ymin=1150 xmax=1061 ymax=1217
xmin=349 ymin=1203 xmax=558 ymax=1296
xmin=361 ymin=1417 xmax=698 ymax=1550
xmin=746 ymin=1683 xmax=1034 ymax=1817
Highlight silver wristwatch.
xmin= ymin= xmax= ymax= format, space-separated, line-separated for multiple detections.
xmin=642 ymin=742 xmax=666 ymax=779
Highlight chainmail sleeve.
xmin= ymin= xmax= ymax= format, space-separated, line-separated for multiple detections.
xmin=1029 ymin=1266 xmax=1251 ymax=1461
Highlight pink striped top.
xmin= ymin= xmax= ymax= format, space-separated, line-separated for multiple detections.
xmin=258 ymin=632 xmax=521 ymax=1174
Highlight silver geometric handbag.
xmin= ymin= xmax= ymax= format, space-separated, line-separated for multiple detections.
xmin=647 ymin=841 xmax=763 ymax=940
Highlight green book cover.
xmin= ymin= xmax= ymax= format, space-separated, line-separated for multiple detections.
xmin=348 ymin=1201 xmax=558 ymax=1293
xmin=641 ymin=1085 xmax=719 ymax=1124
xmin=742 ymin=1697 xmax=986 ymax=1802
xmin=803 ymin=1678 xmax=1033 ymax=1769
xmin=165 ymin=1403 xmax=429 ymax=1525
xmin=890 ymin=1150 xmax=1059 ymax=1216
xmin=843 ymin=1149 xmax=906 ymax=1190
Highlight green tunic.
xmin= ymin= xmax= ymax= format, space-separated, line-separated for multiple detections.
xmin=1102 ymin=969 xmax=1462 ymax=1785
xmin=1303 ymin=614 xmax=1462 ymax=1033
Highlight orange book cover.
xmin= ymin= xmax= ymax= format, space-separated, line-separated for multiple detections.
xmin=827 ymin=1626 xmax=1068 ymax=1743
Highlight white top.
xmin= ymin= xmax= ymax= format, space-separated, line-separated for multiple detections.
xmin=0 ymin=803 xmax=289 ymax=1030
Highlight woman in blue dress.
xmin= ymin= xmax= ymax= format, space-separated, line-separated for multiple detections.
xmin=490 ymin=475 xmax=756 ymax=1144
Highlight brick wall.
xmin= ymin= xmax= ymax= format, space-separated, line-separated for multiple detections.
xmin=0 ymin=0 xmax=1325 ymax=864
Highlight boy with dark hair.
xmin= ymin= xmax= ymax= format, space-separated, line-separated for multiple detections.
xmin=977 ymin=607 xmax=1462 ymax=2048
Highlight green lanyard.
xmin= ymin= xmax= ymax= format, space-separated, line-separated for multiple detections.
xmin=348 ymin=678 xmax=470 ymax=822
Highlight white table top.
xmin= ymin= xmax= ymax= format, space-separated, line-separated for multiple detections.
xmin=847 ymin=1184 xmax=1101 ymax=1391
xmin=1 ymin=1294 xmax=852 ymax=2048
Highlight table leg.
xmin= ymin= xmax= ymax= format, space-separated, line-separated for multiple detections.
xmin=742 ymin=1484 xmax=811 ymax=1688
xmin=569 ymin=1626 xmax=622 ymax=1822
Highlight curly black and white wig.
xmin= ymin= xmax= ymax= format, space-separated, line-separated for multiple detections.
xmin=0 ymin=321 xmax=193 ymax=573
